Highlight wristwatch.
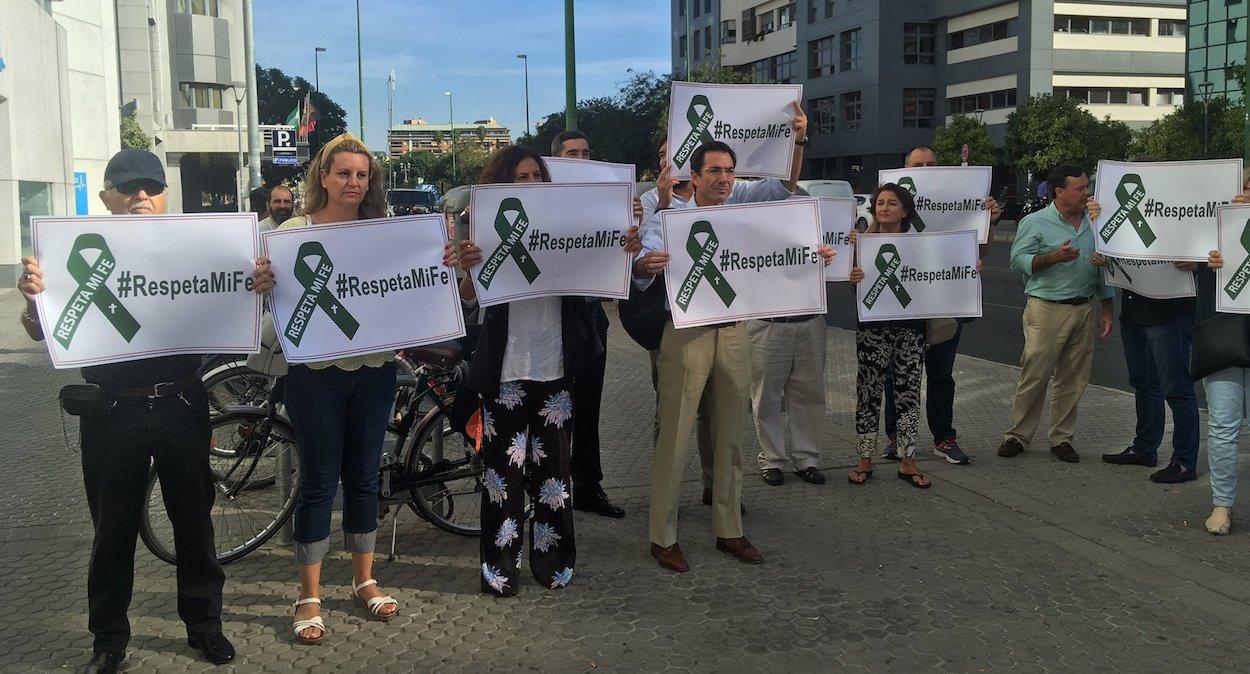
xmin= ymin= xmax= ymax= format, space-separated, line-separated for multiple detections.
xmin=794 ymin=137 xmax=809 ymax=146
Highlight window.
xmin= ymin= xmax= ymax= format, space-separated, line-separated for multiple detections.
xmin=902 ymin=88 xmax=936 ymax=128
xmin=779 ymin=3 xmax=796 ymax=28
xmin=679 ymin=34 xmax=687 ymax=58
xmin=1158 ymin=19 xmax=1186 ymax=37
xmin=808 ymin=0 xmax=818 ymax=24
xmin=948 ymin=18 xmax=1018 ymax=49
xmin=825 ymin=0 xmax=835 ymax=19
xmin=809 ymin=36 xmax=835 ymax=77
xmin=774 ymin=51 xmax=796 ymax=83
xmin=1054 ymin=15 xmax=1150 ymax=35
xmin=947 ymin=87 xmax=1018 ymax=113
xmin=705 ymin=0 xmax=711 ymax=13
xmin=842 ymin=28 xmax=862 ymax=70
xmin=704 ymin=26 xmax=712 ymax=55
xmin=1157 ymin=88 xmax=1184 ymax=105
xmin=752 ymin=59 xmax=771 ymax=83
xmin=903 ymin=23 xmax=935 ymax=64
xmin=18 ymin=182 xmax=51 ymax=258
xmin=179 ymin=82 xmax=225 ymax=109
xmin=693 ymin=0 xmax=700 ymax=18
xmin=811 ymin=95 xmax=836 ymax=134
xmin=679 ymin=1 xmax=685 ymax=17
xmin=742 ymin=8 xmax=757 ymax=40
xmin=841 ymin=90 xmax=862 ymax=130
xmin=178 ymin=0 xmax=219 ymax=16
xmin=760 ymin=10 xmax=775 ymax=35
xmin=1055 ymin=87 xmax=1150 ymax=105
xmin=722 ymin=19 xmax=737 ymax=43
xmin=693 ymin=29 xmax=700 ymax=56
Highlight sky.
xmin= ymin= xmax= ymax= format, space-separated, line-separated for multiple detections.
xmin=253 ymin=0 xmax=674 ymax=152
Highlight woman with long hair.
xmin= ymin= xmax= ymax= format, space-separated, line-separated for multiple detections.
xmin=252 ymin=133 xmax=459 ymax=642
xmin=456 ymin=145 xmax=641 ymax=596
xmin=847 ymin=183 xmax=931 ymax=488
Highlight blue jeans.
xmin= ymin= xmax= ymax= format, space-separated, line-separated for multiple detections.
xmin=1205 ymin=367 xmax=1250 ymax=507
xmin=1121 ymin=317 xmax=1199 ymax=470
xmin=284 ymin=362 xmax=397 ymax=564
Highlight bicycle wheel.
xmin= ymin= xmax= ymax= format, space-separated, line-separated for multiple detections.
xmin=140 ymin=410 xmax=300 ymax=565
xmin=402 ymin=406 xmax=482 ymax=537
xmin=203 ymin=361 xmax=275 ymax=414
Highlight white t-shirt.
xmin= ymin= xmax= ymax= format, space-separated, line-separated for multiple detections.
xmin=499 ymin=297 xmax=564 ymax=382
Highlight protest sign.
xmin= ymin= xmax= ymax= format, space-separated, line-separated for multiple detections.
xmin=1101 ymin=256 xmax=1195 ymax=300
xmin=1217 ymin=204 xmax=1250 ymax=314
xmin=1093 ymin=159 xmax=1242 ymax=262
xmin=816 ymin=197 xmax=855 ymax=282
xmin=661 ymin=200 xmax=825 ymax=328
xmin=264 ymin=214 xmax=464 ymax=363
xmin=878 ymin=166 xmax=993 ymax=243
xmin=32 ymin=213 xmax=261 ymax=368
xmin=469 ymin=182 xmax=634 ymax=306
xmin=855 ymin=230 xmax=982 ymax=322
xmin=666 ymin=81 xmax=802 ymax=180
xmin=544 ymin=157 xmax=636 ymax=185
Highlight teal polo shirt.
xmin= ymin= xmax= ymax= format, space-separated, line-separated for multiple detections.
xmin=1009 ymin=203 xmax=1113 ymax=301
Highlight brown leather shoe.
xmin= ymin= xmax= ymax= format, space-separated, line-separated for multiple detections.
xmin=715 ymin=537 xmax=764 ymax=564
xmin=650 ymin=543 xmax=690 ymax=572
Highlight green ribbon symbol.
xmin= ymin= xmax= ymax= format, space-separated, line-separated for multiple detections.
xmin=477 ymin=197 xmax=541 ymax=290
xmin=675 ymin=220 xmax=736 ymax=311
xmin=897 ymin=177 xmax=926 ymax=232
xmin=1222 ymin=219 xmax=1250 ymax=301
xmin=1104 ymin=256 xmax=1135 ymax=285
xmin=672 ymin=95 xmax=716 ymax=169
xmin=1099 ymin=173 xmax=1156 ymax=246
xmin=862 ymin=244 xmax=911 ymax=310
xmin=53 ymin=233 xmax=140 ymax=349
xmin=284 ymin=241 xmax=359 ymax=347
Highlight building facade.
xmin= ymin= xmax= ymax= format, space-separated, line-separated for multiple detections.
xmin=1186 ymin=0 xmax=1247 ymax=102
xmin=673 ymin=0 xmax=1186 ymax=190
xmin=387 ymin=118 xmax=512 ymax=158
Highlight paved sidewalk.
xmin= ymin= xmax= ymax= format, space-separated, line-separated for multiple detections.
xmin=1 ymin=289 xmax=1249 ymax=672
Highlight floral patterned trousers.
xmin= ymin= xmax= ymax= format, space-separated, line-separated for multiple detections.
xmin=479 ymin=377 xmax=577 ymax=597
xmin=856 ymin=327 xmax=925 ymax=459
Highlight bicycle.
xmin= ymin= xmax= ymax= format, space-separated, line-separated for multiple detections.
xmin=140 ymin=342 xmax=483 ymax=565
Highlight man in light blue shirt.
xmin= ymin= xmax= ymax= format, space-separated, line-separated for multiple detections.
xmin=998 ymin=164 xmax=1114 ymax=463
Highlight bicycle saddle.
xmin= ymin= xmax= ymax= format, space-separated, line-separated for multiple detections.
xmin=405 ymin=340 xmax=463 ymax=368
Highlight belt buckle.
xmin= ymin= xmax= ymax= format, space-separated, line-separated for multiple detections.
xmin=150 ymin=381 xmax=178 ymax=398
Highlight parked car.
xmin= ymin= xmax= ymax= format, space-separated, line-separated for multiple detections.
xmin=854 ymin=194 xmax=874 ymax=231
xmin=387 ymin=188 xmax=438 ymax=216
xmin=795 ymin=179 xmax=854 ymax=199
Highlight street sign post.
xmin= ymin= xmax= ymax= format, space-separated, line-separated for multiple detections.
xmin=272 ymin=129 xmax=297 ymax=166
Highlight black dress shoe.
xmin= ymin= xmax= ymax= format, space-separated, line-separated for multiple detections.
xmin=1050 ymin=442 xmax=1080 ymax=463
xmin=1150 ymin=463 xmax=1198 ymax=484
xmin=1101 ymin=447 xmax=1158 ymax=467
xmin=701 ymin=487 xmax=746 ymax=515
xmin=761 ymin=468 xmax=784 ymax=486
xmin=83 ymin=651 xmax=125 ymax=674
xmin=794 ymin=467 xmax=826 ymax=484
xmin=572 ymin=486 xmax=625 ymax=518
xmin=188 ymin=632 xmax=235 ymax=666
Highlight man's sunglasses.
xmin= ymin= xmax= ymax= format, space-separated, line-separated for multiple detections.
xmin=111 ymin=179 xmax=166 ymax=196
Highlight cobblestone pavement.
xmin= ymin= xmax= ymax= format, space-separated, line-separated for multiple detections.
xmin=2 ymin=289 xmax=1250 ymax=672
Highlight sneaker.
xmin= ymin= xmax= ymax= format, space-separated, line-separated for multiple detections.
xmin=997 ymin=437 xmax=1025 ymax=458
xmin=883 ymin=435 xmax=901 ymax=461
xmin=1150 ymin=463 xmax=1197 ymax=484
xmin=1101 ymin=447 xmax=1158 ymax=467
xmin=934 ymin=437 xmax=969 ymax=465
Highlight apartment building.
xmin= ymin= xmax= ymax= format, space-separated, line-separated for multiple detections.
xmin=672 ymin=1 xmax=1187 ymax=189
xmin=387 ymin=118 xmax=512 ymax=158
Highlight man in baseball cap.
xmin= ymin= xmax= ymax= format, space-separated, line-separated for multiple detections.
xmin=99 ymin=148 xmax=169 ymax=216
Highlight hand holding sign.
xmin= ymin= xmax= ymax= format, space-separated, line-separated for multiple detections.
xmin=252 ymin=256 xmax=275 ymax=293
xmin=18 ymin=256 xmax=45 ymax=301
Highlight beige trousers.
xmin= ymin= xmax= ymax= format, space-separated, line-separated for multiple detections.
xmin=649 ymin=351 xmax=715 ymax=488
xmin=749 ymin=318 xmax=827 ymax=471
xmin=649 ymin=321 xmax=748 ymax=547
xmin=1004 ymin=297 xmax=1095 ymax=447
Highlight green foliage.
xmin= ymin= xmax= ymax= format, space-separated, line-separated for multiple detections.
xmin=381 ymin=140 xmax=492 ymax=194
xmin=1130 ymin=96 xmax=1247 ymax=160
xmin=120 ymin=113 xmax=152 ymax=150
xmin=1004 ymin=93 xmax=1124 ymax=176
xmin=932 ymin=115 xmax=997 ymax=166
xmin=255 ymin=64 xmax=348 ymax=185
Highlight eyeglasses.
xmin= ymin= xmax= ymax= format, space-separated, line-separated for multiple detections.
xmin=699 ymin=167 xmax=735 ymax=177
xmin=112 ymin=179 xmax=166 ymax=196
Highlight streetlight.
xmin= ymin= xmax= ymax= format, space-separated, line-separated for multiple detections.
xmin=973 ymin=108 xmax=985 ymax=124
xmin=314 ymin=46 xmax=325 ymax=92
xmin=1200 ymin=80 xmax=1215 ymax=159
xmin=228 ymin=81 xmax=246 ymax=212
xmin=444 ymin=91 xmax=456 ymax=185
xmin=516 ymin=54 xmax=530 ymax=134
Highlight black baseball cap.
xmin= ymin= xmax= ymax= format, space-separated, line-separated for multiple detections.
xmin=103 ymin=149 xmax=167 ymax=190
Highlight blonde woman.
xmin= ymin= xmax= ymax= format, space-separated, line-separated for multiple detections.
xmin=252 ymin=133 xmax=458 ymax=642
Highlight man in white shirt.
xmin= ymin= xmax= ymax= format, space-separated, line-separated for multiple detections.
xmin=257 ymin=184 xmax=295 ymax=233
xmin=635 ymin=104 xmax=811 ymax=572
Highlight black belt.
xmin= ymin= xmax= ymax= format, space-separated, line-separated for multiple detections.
xmin=1032 ymin=295 xmax=1091 ymax=305
xmin=706 ymin=321 xmax=740 ymax=329
xmin=762 ymin=314 xmax=818 ymax=324
xmin=106 ymin=373 xmax=202 ymax=399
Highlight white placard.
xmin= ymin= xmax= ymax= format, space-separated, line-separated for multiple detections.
xmin=469 ymin=182 xmax=634 ymax=306
xmin=661 ymin=200 xmax=826 ymax=328
xmin=855 ymin=230 xmax=982 ymax=322
xmin=878 ymin=166 xmax=993 ymax=244
xmin=263 ymin=215 xmax=464 ymax=363
xmin=544 ymin=157 xmax=636 ymax=185
xmin=666 ymin=81 xmax=802 ymax=180
xmin=1102 ymin=256 xmax=1196 ymax=300
xmin=1093 ymin=159 xmax=1242 ymax=262
xmin=817 ymin=197 xmax=855 ymax=282
xmin=32 ymin=213 xmax=261 ymax=369
xmin=1217 ymin=204 xmax=1250 ymax=314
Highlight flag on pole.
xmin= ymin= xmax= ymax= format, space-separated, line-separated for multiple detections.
xmin=299 ymin=92 xmax=320 ymax=139
xmin=285 ymin=105 xmax=299 ymax=129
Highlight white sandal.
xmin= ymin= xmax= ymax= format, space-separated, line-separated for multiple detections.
xmin=292 ymin=597 xmax=326 ymax=644
xmin=351 ymin=579 xmax=399 ymax=622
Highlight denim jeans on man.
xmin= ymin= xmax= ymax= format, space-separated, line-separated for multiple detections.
xmin=1206 ymin=367 xmax=1250 ymax=507
xmin=1122 ymin=315 xmax=1199 ymax=469
xmin=284 ymin=361 xmax=397 ymax=564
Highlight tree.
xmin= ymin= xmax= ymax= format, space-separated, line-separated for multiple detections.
xmin=932 ymin=115 xmax=996 ymax=166
xmin=1004 ymin=94 xmax=1104 ymax=177
xmin=255 ymin=64 xmax=348 ymax=185
xmin=1130 ymin=96 xmax=1247 ymax=160
xmin=120 ymin=113 xmax=152 ymax=150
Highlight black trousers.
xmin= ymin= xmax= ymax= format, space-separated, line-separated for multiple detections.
xmin=79 ymin=385 xmax=224 ymax=653
xmin=570 ymin=302 xmax=609 ymax=492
